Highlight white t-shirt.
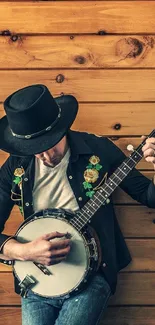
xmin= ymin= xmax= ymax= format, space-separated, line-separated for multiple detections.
xmin=32 ymin=149 xmax=79 ymax=213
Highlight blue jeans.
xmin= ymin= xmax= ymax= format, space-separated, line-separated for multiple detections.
xmin=22 ymin=273 xmax=111 ymax=325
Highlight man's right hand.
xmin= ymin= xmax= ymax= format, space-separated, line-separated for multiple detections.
xmin=2 ymin=231 xmax=71 ymax=265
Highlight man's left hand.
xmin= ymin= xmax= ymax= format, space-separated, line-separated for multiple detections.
xmin=142 ymin=136 xmax=155 ymax=170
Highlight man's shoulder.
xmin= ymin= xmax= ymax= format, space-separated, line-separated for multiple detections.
xmin=70 ymin=130 xmax=107 ymax=141
xmin=70 ymin=130 xmax=109 ymax=147
xmin=1 ymin=154 xmax=32 ymax=171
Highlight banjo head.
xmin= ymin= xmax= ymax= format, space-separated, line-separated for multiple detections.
xmin=14 ymin=210 xmax=90 ymax=298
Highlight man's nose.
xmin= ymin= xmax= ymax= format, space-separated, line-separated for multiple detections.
xmin=43 ymin=151 xmax=54 ymax=159
xmin=42 ymin=152 xmax=48 ymax=159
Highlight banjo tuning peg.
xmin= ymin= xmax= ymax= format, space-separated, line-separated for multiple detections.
xmin=127 ymin=144 xmax=134 ymax=152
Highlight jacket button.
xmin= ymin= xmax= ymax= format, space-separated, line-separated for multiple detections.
xmin=69 ymin=175 xmax=73 ymax=179
xmin=78 ymin=197 xmax=82 ymax=201
xmin=24 ymin=178 xmax=28 ymax=181
xmin=25 ymin=202 xmax=30 ymax=207
xmin=102 ymin=263 xmax=107 ymax=268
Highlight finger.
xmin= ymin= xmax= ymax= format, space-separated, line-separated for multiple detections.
xmin=37 ymin=256 xmax=66 ymax=266
xmin=49 ymin=239 xmax=71 ymax=249
xmin=47 ymin=256 xmax=67 ymax=266
xmin=51 ymin=246 xmax=71 ymax=257
xmin=144 ymin=156 xmax=155 ymax=164
xmin=143 ymin=148 xmax=155 ymax=158
xmin=42 ymin=232 xmax=67 ymax=241
xmin=142 ymin=142 xmax=155 ymax=153
xmin=141 ymin=136 xmax=155 ymax=143
xmin=141 ymin=135 xmax=147 ymax=141
xmin=145 ymin=137 xmax=155 ymax=145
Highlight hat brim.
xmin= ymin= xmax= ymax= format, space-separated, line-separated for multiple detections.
xmin=0 ymin=95 xmax=78 ymax=156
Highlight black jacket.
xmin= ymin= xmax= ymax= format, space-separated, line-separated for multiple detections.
xmin=1 ymin=130 xmax=155 ymax=294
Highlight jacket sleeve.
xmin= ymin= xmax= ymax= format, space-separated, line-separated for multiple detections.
xmin=0 ymin=156 xmax=15 ymax=250
xmin=104 ymin=137 xmax=155 ymax=208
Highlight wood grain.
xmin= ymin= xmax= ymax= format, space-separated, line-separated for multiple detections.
xmin=111 ymin=273 xmax=155 ymax=305
xmin=125 ymin=239 xmax=155 ymax=272
xmin=103 ymin=307 xmax=155 ymax=325
xmin=1 ymin=103 xmax=155 ymax=136
xmin=0 ymin=35 xmax=154 ymax=69
xmin=116 ymin=206 xmax=155 ymax=237
xmin=1 ymin=273 xmax=155 ymax=305
xmin=0 ymin=2 xmax=155 ymax=34
xmin=0 ymin=308 xmax=21 ymax=325
xmin=0 ymin=273 xmax=20 ymax=305
xmin=0 ymin=70 xmax=154 ymax=102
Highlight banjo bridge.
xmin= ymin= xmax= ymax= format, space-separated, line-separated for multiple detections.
xmin=33 ymin=262 xmax=52 ymax=275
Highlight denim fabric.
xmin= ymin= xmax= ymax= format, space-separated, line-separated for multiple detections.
xmin=22 ymin=273 xmax=111 ymax=325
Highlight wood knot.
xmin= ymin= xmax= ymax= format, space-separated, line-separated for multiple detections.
xmin=143 ymin=36 xmax=155 ymax=49
xmin=70 ymin=35 xmax=74 ymax=40
xmin=74 ymin=55 xmax=86 ymax=64
xmin=116 ymin=37 xmax=143 ymax=59
xmin=10 ymin=34 xmax=19 ymax=42
xmin=98 ymin=30 xmax=107 ymax=35
xmin=56 ymin=74 xmax=65 ymax=83
xmin=113 ymin=123 xmax=121 ymax=130
xmin=1 ymin=30 xmax=11 ymax=36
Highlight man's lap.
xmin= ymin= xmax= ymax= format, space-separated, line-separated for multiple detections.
xmin=22 ymin=273 xmax=111 ymax=325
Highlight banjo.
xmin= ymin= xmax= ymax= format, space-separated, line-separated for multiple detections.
xmin=2 ymin=131 xmax=155 ymax=298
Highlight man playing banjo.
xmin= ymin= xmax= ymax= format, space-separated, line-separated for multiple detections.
xmin=0 ymin=84 xmax=155 ymax=325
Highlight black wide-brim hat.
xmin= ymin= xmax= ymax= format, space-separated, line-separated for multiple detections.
xmin=0 ymin=84 xmax=78 ymax=156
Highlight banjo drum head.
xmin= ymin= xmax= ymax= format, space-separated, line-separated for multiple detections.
xmin=14 ymin=212 xmax=89 ymax=298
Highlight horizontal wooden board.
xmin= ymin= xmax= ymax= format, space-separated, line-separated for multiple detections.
xmin=104 ymin=307 xmax=155 ymax=325
xmin=0 ymin=151 xmax=8 ymax=166
xmin=2 ymin=205 xmax=155 ymax=238
xmin=2 ymin=103 xmax=155 ymax=136
xmin=0 ymin=136 xmax=154 ymax=170
xmin=0 ymin=273 xmax=20 ymax=305
xmin=0 ymin=2 xmax=155 ymax=34
xmin=1 ymin=238 xmax=155 ymax=272
xmin=1 ymin=307 xmax=155 ymax=325
xmin=1 ymin=273 xmax=155 ymax=305
xmin=116 ymin=206 xmax=155 ymax=237
xmin=73 ymin=103 xmax=155 ymax=135
xmin=0 ymin=35 xmax=155 ymax=69
xmin=112 ymin=137 xmax=154 ymax=169
xmin=2 ymin=207 xmax=23 ymax=235
xmin=124 ymin=239 xmax=155 ymax=271
xmin=0 ymin=0 xmax=154 ymax=2
xmin=0 ymin=308 xmax=21 ymax=325
xmin=111 ymin=273 xmax=155 ymax=305
xmin=0 ymin=70 xmax=154 ymax=102
xmin=0 ymin=264 xmax=12 ymax=272
xmin=1 ymin=103 xmax=155 ymax=136
xmin=0 ymin=0 xmax=154 ymax=1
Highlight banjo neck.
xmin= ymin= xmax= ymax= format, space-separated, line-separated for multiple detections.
xmin=70 ymin=130 xmax=155 ymax=231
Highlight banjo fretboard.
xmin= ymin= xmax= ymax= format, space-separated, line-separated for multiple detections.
xmin=70 ymin=130 xmax=155 ymax=231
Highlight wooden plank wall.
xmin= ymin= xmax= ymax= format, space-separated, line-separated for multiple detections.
xmin=0 ymin=1 xmax=155 ymax=324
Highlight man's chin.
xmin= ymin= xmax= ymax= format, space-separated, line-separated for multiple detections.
xmin=43 ymin=161 xmax=55 ymax=167
xmin=43 ymin=159 xmax=61 ymax=168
